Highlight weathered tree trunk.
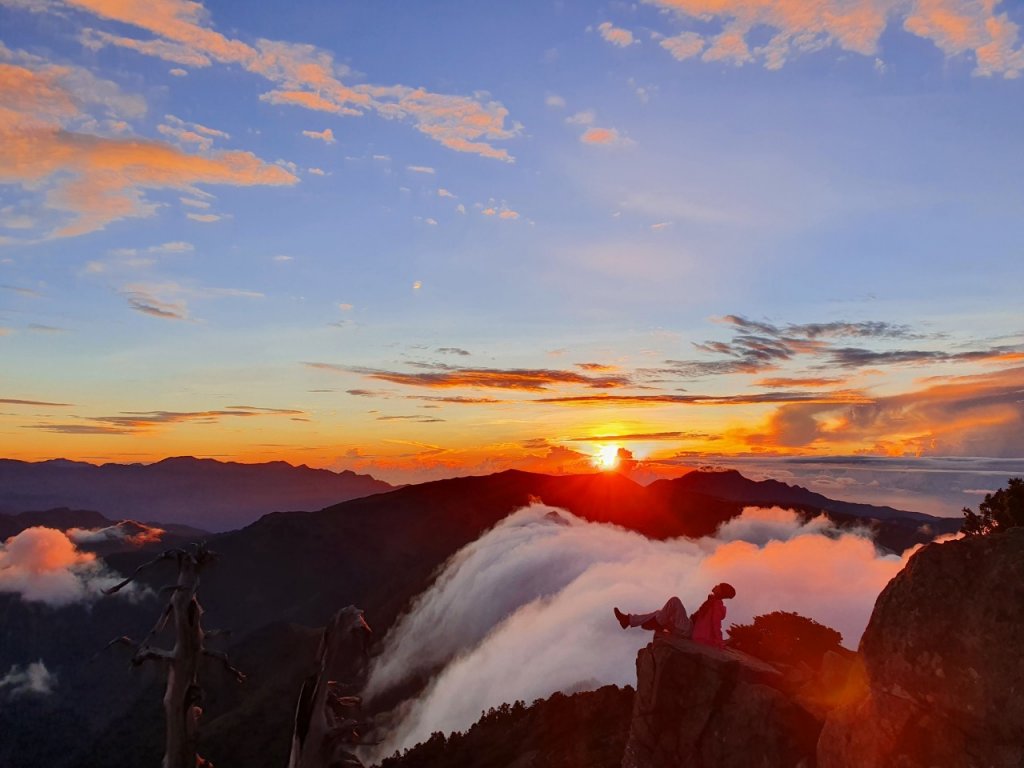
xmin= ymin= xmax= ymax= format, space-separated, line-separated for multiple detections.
xmin=289 ymin=606 xmax=372 ymax=768
xmin=102 ymin=544 xmax=243 ymax=768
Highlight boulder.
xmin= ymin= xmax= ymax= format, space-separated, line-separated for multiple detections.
xmin=818 ymin=527 xmax=1024 ymax=767
xmin=622 ymin=636 xmax=821 ymax=768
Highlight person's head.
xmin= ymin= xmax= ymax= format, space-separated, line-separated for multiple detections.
xmin=712 ymin=582 xmax=736 ymax=600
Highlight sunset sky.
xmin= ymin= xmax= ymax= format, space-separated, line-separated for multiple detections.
xmin=2 ymin=0 xmax=1023 ymax=490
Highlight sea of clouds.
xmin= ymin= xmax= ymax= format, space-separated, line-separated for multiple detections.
xmin=364 ymin=502 xmax=949 ymax=760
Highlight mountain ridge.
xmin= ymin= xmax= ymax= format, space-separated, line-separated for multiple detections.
xmin=0 ymin=457 xmax=394 ymax=531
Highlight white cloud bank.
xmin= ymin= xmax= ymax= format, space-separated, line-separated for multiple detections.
xmin=365 ymin=503 xmax=940 ymax=759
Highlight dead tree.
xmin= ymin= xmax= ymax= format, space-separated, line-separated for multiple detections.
xmin=289 ymin=606 xmax=373 ymax=768
xmin=101 ymin=543 xmax=244 ymax=768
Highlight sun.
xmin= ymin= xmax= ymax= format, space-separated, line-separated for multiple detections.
xmin=595 ymin=444 xmax=620 ymax=471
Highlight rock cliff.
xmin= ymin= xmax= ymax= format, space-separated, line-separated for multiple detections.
xmin=621 ymin=637 xmax=821 ymax=768
xmin=818 ymin=528 xmax=1024 ymax=768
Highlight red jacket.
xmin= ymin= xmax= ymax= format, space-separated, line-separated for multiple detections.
xmin=691 ymin=596 xmax=726 ymax=649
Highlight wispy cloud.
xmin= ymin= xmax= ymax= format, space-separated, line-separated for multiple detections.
xmin=302 ymin=127 xmax=335 ymax=144
xmin=377 ymin=414 xmax=446 ymax=423
xmin=656 ymin=314 xmax=1008 ymax=380
xmin=566 ymin=430 xmax=718 ymax=441
xmin=157 ymin=114 xmax=229 ymax=150
xmin=118 ymin=281 xmax=262 ymax=320
xmin=57 ymin=0 xmax=521 ymax=160
xmin=26 ymin=405 xmax=305 ymax=435
xmin=120 ymin=286 xmax=189 ymax=320
xmin=0 ymin=397 xmax=73 ymax=406
xmin=1 ymin=284 xmax=40 ymax=297
xmin=755 ymin=376 xmax=848 ymax=388
xmin=186 ymin=212 xmax=222 ymax=222
xmin=536 ymin=391 xmax=873 ymax=406
xmin=309 ymin=362 xmax=632 ymax=391
xmin=406 ymin=395 xmax=505 ymax=404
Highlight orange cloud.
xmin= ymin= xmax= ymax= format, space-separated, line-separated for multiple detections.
xmin=537 ymin=391 xmax=872 ymax=406
xmin=598 ymin=21 xmax=635 ymax=47
xmin=302 ymin=127 xmax=335 ymax=144
xmin=50 ymin=0 xmax=520 ymax=158
xmin=260 ymin=89 xmax=360 ymax=115
xmin=646 ymin=0 xmax=1023 ymax=76
xmin=80 ymin=27 xmax=213 ymax=68
xmin=581 ymin=127 xmax=623 ymax=145
xmin=744 ymin=365 xmax=1024 ymax=455
xmin=0 ymin=53 xmax=297 ymax=237
xmin=755 ymin=376 xmax=848 ymax=388
xmin=661 ymin=32 xmax=705 ymax=60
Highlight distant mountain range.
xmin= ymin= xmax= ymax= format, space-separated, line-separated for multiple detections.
xmin=0 ymin=457 xmax=394 ymax=531
xmin=1 ymin=464 xmax=962 ymax=768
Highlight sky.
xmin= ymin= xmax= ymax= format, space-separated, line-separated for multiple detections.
xmin=1 ymin=0 xmax=1023 ymax=502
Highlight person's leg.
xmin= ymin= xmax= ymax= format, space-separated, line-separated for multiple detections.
xmin=654 ymin=596 xmax=687 ymax=633
xmin=614 ymin=607 xmax=659 ymax=628
xmin=628 ymin=609 xmax=659 ymax=628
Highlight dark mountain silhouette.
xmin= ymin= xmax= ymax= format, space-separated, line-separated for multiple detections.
xmin=0 ymin=457 xmax=394 ymax=531
xmin=1 ymin=467 xmax=961 ymax=768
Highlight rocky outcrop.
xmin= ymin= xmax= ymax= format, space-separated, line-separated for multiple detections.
xmin=622 ymin=637 xmax=821 ymax=768
xmin=818 ymin=528 xmax=1024 ymax=768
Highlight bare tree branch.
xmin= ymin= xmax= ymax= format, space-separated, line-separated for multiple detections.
xmin=102 ymin=549 xmax=185 ymax=595
xmin=202 ymin=649 xmax=246 ymax=683
xmin=132 ymin=648 xmax=175 ymax=666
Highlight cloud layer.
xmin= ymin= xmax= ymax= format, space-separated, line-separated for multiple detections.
xmin=364 ymin=502 xmax=925 ymax=759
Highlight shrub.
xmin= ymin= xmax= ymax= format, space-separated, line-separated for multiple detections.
xmin=727 ymin=611 xmax=844 ymax=670
xmin=961 ymin=478 xmax=1024 ymax=536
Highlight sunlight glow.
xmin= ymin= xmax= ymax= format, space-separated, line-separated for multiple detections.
xmin=595 ymin=444 xmax=620 ymax=471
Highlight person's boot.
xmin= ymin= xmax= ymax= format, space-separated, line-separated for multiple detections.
xmin=613 ymin=607 xmax=629 ymax=629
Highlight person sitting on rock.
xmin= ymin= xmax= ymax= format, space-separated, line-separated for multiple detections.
xmin=690 ymin=582 xmax=736 ymax=649
xmin=614 ymin=583 xmax=736 ymax=648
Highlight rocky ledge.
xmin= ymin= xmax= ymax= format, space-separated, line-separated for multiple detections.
xmin=621 ymin=637 xmax=821 ymax=768
xmin=818 ymin=527 xmax=1024 ymax=768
